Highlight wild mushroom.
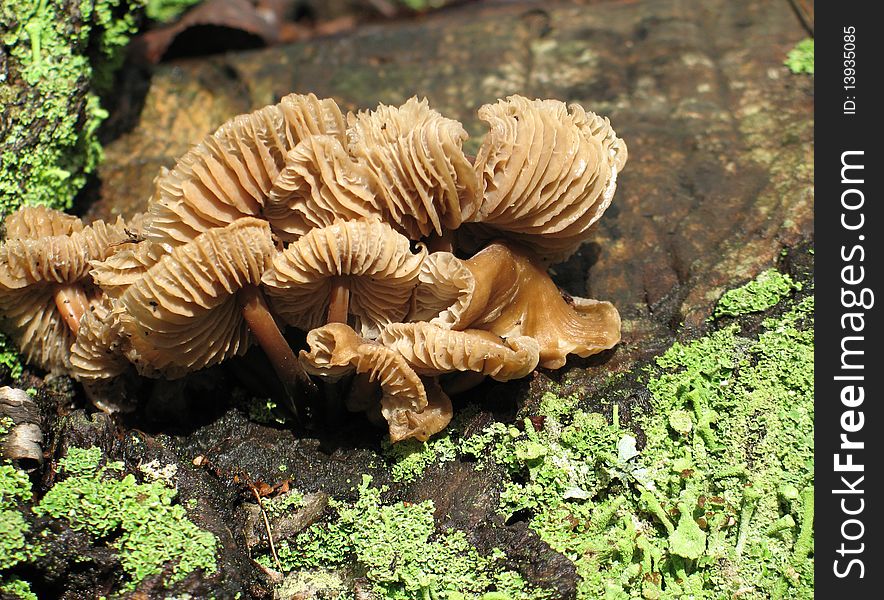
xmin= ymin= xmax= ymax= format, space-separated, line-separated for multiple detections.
xmin=300 ymin=322 xmax=451 ymax=442
xmin=410 ymin=242 xmax=620 ymax=369
xmin=0 ymin=211 xmax=138 ymax=372
xmin=146 ymin=93 xmax=347 ymax=246
xmin=466 ymin=96 xmax=627 ymax=263
xmin=262 ymin=219 xmax=425 ymax=339
xmin=344 ymin=97 xmax=479 ymax=243
xmin=3 ymin=205 xmax=83 ymax=238
xmin=261 ymin=134 xmax=382 ymax=242
xmin=113 ymin=217 xmax=317 ymax=405
xmin=379 ymin=321 xmax=540 ymax=382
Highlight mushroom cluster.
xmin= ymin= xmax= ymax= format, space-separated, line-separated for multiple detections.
xmin=0 ymin=93 xmax=626 ymax=442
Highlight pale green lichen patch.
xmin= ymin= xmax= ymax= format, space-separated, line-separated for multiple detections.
xmin=0 ymin=462 xmax=39 ymax=594
xmin=456 ymin=289 xmax=813 ymax=598
xmin=32 ymin=446 xmax=218 ymax=591
xmin=384 ymin=434 xmax=458 ymax=484
xmin=259 ymin=475 xmax=544 ymax=599
xmin=785 ymin=38 xmax=814 ymax=75
xmin=713 ymin=268 xmax=801 ymax=318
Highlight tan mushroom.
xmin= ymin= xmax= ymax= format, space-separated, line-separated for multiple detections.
xmin=378 ymin=322 xmax=540 ymax=381
xmin=261 ymin=135 xmax=381 ymax=242
xmin=411 ymin=242 xmax=620 ymax=369
xmin=3 ymin=205 xmax=84 ymax=238
xmin=345 ymin=97 xmax=479 ymax=241
xmin=300 ymin=322 xmax=452 ymax=442
xmin=0 ymin=212 xmax=138 ymax=372
xmin=69 ymin=299 xmax=130 ymax=381
xmin=467 ymin=96 xmax=627 ymax=263
xmin=114 ymin=218 xmax=316 ymax=405
xmin=262 ymin=219 xmax=425 ymax=339
xmin=146 ymin=93 xmax=347 ymax=246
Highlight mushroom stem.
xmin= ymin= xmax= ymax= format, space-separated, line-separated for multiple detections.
xmin=326 ymin=278 xmax=350 ymax=324
xmin=53 ymin=284 xmax=89 ymax=334
xmin=239 ymin=285 xmax=320 ymax=412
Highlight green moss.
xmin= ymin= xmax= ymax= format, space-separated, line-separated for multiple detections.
xmin=0 ymin=0 xmax=144 ymax=211
xmin=785 ymin=38 xmax=814 ymax=75
xmin=0 ymin=333 xmax=24 ymax=380
xmin=713 ymin=269 xmax=801 ymax=318
xmin=264 ymin=489 xmax=304 ymax=518
xmin=458 ymin=285 xmax=813 ymax=598
xmin=261 ymin=475 xmax=546 ymax=599
xmin=32 ymin=446 xmax=218 ymax=591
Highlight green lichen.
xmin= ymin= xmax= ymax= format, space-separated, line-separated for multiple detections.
xmin=260 ymin=475 xmax=545 ymax=599
xmin=385 ymin=435 xmax=458 ymax=484
xmin=0 ymin=577 xmax=38 ymax=600
xmin=457 ymin=285 xmax=813 ymax=598
xmin=264 ymin=489 xmax=305 ymax=518
xmin=0 ymin=0 xmax=144 ymax=211
xmin=32 ymin=446 xmax=218 ymax=591
xmin=0 ymin=464 xmax=37 ymax=582
xmin=785 ymin=38 xmax=814 ymax=75
xmin=713 ymin=268 xmax=800 ymax=318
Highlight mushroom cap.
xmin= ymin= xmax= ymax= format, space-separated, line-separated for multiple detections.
xmin=90 ymin=239 xmax=170 ymax=298
xmin=345 ymin=97 xmax=479 ymax=239
xmin=468 ymin=96 xmax=627 ymax=263
xmin=301 ymin=322 xmax=452 ymax=443
xmin=146 ymin=93 xmax=346 ymax=246
xmin=262 ymin=135 xmax=381 ymax=241
xmin=408 ymin=251 xmax=476 ymax=327
xmin=3 ymin=205 xmax=83 ymax=239
xmin=69 ymin=299 xmax=130 ymax=381
xmin=378 ymin=322 xmax=540 ymax=381
xmin=117 ymin=217 xmax=275 ymax=378
xmin=262 ymin=219 xmax=425 ymax=339
xmin=383 ymin=378 xmax=452 ymax=443
xmin=0 ymin=216 xmax=139 ymax=373
xmin=410 ymin=241 xmax=620 ymax=369
xmin=300 ymin=322 xmax=427 ymax=412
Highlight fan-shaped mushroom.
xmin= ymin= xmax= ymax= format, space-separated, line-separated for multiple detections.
xmin=345 ymin=97 xmax=479 ymax=240
xmin=146 ymin=93 xmax=347 ymax=246
xmin=411 ymin=242 xmax=620 ymax=369
xmin=262 ymin=219 xmax=425 ymax=339
xmin=0 ymin=211 xmax=138 ymax=372
xmin=467 ymin=96 xmax=627 ymax=263
xmin=114 ymin=218 xmax=316 ymax=405
xmin=300 ymin=322 xmax=452 ymax=442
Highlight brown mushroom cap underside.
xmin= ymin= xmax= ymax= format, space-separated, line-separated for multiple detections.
xmin=300 ymin=322 xmax=426 ymax=411
xmin=0 ymin=216 xmax=141 ymax=373
xmin=262 ymin=219 xmax=425 ymax=339
xmin=3 ymin=205 xmax=84 ymax=239
xmin=301 ymin=322 xmax=452 ymax=443
xmin=379 ymin=321 xmax=540 ymax=381
xmin=117 ymin=217 xmax=275 ymax=379
xmin=411 ymin=242 xmax=620 ymax=369
xmin=345 ymin=97 xmax=479 ymax=239
xmin=466 ymin=96 xmax=627 ymax=263
xmin=146 ymin=93 xmax=347 ymax=246
xmin=262 ymin=135 xmax=382 ymax=241
xmin=384 ymin=378 xmax=452 ymax=443
xmin=69 ymin=300 xmax=130 ymax=381
xmin=90 ymin=239 xmax=170 ymax=298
